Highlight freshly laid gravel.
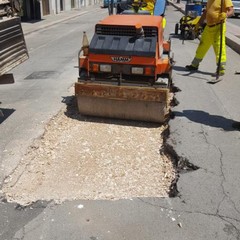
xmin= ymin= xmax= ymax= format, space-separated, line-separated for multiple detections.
xmin=3 ymin=102 xmax=175 ymax=206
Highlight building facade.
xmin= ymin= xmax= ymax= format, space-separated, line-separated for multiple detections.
xmin=21 ymin=0 xmax=101 ymax=21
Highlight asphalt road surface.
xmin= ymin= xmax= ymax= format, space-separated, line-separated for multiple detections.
xmin=0 ymin=4 xmax=240 ymax=240
xmin=229 ymin=15 xmax=240 ymax=26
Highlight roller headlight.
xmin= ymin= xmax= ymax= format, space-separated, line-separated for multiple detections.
xmin=100 ymin=64 xmax=112 ymax=72
xmin=131 ymin=67 xmax=144 ymax=75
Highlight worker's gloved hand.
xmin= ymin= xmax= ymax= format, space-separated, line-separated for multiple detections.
xmin=218 ymin=12 xmax=227 ymax=21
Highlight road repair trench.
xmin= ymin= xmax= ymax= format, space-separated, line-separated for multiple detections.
xmin=2 ymin=98 xmax=176 ymax=206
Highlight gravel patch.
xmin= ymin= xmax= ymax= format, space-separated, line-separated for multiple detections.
xmin=2 ymin=101 xmax=175 ymax=206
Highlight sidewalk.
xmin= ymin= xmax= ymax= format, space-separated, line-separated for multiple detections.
xmin=21 ymin=5 xmax=99 ymax=36
xmin=168 ymin=0 xmax=240 ymax=54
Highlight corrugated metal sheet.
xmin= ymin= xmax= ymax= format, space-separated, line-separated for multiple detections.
xmin=0 ymin=17 xmax=28 ymax=76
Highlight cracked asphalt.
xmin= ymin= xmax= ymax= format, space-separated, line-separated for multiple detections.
xmin=166 ymin=35 xmax=240 ymax=238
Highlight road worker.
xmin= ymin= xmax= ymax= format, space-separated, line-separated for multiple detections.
xmin=130 ymin=0 xmax=167 ymax=29
xmin=185 ymin=0 xmax=234 ymax=76
xmin=141 ymin=0 xmax=155 ymax=14
xmin=141 ymin=0 xmax=167 ymax=28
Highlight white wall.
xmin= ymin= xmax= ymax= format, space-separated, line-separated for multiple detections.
xmin=65 ymin=0 xmax=72 ymax=10
xmin=47 ymin=0 xmax=101 ymax=15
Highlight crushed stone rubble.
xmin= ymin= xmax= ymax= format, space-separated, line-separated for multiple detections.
xmin=2 ymin=104 xmax=175 ymax=205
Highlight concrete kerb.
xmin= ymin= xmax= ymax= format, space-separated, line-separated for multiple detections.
xmin=167 ymin=1 xmax=185 ymax=14
xmin=168 ymin=0 xmax=240 ymax=55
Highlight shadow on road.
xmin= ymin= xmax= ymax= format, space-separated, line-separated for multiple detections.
xmin=173 ymin=110 xmax=236 ymax=131
xmin=173 ymin=65 xmax=214 ymax=78
xmin=0 ymin=74 xmax=15 ymax=85
xmin=0 ymin=108 xmax=15 ymax=124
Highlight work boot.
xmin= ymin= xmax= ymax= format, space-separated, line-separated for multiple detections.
xmin=232 ymin=121 xmax=240 ymax=130
xmin=212 ymin=65 xmax=225 ymax=77
xmin=185 ymin=64 xmax=198 ymax=71
xmin=211 ymin=70 xmax=225 ymax=77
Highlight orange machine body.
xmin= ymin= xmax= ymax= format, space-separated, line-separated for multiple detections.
xmin=79 ymin=14 xmax=171 ymax=81
xmin=75 ymin=13 xmax=173 ymax=123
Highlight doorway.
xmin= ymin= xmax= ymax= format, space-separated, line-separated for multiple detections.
xmin=42 ymin=0 xmax=50 ymax=15
xmin=60 ymin=0 xmax=64 ymax=11
xmin=71 ymin=0 xmax=75 ymax=8
xmin=22 ymin=0 xmax=41 ymax=20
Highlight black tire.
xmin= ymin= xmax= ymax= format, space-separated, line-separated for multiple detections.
xmin=190 ymin=31 xmax=196 ymax=40
xmin=181 ymin=29 xmax=186 ymax=39
xmin=79 ymin=68 xmax=88 ymax=80
xmin=175 ymin=23 xmax=179 ymax=35
xmin=182 ymin=29 xmax=189 ymax=40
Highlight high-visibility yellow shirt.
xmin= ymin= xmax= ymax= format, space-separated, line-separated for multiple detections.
xmin=141 ymin=0 xmax=155 ymax=14
xmin=206 ymin=0 xmax=233 ymax=25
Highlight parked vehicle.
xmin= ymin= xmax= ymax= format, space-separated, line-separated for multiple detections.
xmin=175 ymin=1 xmax=205 ymax=40
xmin=0 ymin=1 xmax=28 ymax=77
xmin=0 ymin=0 xmax=28 ymax=118
xmin=232 ymin=0 xmax=240 ymax=17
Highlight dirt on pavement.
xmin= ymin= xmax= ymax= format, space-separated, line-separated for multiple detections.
xmin=2 ymin=98 xmax=176 ymax=206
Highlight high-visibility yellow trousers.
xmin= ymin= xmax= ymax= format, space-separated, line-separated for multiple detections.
xmin=191 ymin=22 xmax=226 ymax=71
